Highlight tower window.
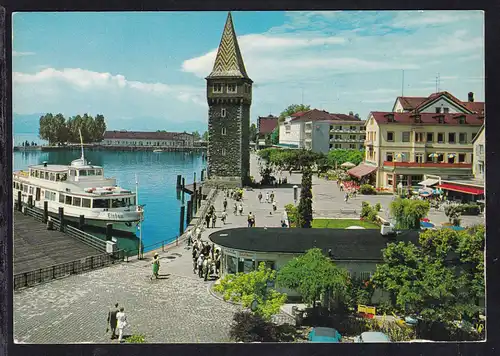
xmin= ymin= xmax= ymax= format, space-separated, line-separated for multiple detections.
xmin=222 ymin=127 xmax=227 ymax=135
xmin=213 ymin=84 xmax=223 ymax=93
xmin=227 ymin=84 xmax=237 ymax=93
xmin=222 ymin=148 xmax=226 ymax=156
xmin=221 ymin=108 xmax=227 ymax=118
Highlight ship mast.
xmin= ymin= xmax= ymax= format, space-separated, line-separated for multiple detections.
xmin=79 ymin=128 xmax=85 ymax=162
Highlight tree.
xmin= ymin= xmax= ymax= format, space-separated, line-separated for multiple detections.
xmin=327 ymin=149 xmax=364 ymax=167
xmin=270 ymin=126 xmax=279 ymax=145
xmin=297 ymin=167 xmax=313 ymax=228
xmin=94 ymin=114 xmax=107 ymax=141
xmin=278 ymin=104 xmax=311 ymax=121
xmin=389 ymin=198 xmax=430 ymax=230
xmin=38 ymin=113 xmax=107 ymax=144
xmin=444 ymin=204 xmax=462 ymax=226
xmin=277 ymin=248 xmax=349 ymax=309
xmin=202 ymin=131 xmax=209 ymax=141
xmin=191 ymin=131 xmax=201 ymax=141
xmin=249 ymin=123 xmax=258 ymax=143
xmin=213 ymin=262 xmax=287 ymax=320
xmin=230 ymin=312 xmax=278 ymax=342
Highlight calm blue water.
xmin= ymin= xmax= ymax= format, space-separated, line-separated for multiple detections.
xmin=13 ymin=135 xmax=206 ymax=253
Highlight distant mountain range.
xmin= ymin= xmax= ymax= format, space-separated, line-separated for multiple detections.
xmin=13 ymin=113 xmax=207 ymax=135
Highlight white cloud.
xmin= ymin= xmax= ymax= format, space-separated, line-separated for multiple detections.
xmin=391 ymin=11 xmax=479 ymax=27
xmin=13 ymin=51 xmax=35 ymax=57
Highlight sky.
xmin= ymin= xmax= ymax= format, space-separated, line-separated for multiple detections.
xmin=12 ymin=11 xmax=484 ymax=133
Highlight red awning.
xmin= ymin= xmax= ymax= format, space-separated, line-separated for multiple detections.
xmin=347 ymin=164 xmax=378 ymax=179
xmin=438 ymin=183 xmax=484 ymax=195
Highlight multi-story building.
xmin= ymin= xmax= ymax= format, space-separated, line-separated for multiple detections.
xmin=278 ymin=109 xmax=365 ymax=153
xmin=256 ymin=115 xmax=278 ymax=147
xmin=392 ymin=91 xmax=484 ymax=115
xmin=472 ymin=124 xmax=485 ymax=181
xmin=358 ymin=112 xmax=483 ymax=190
xmin=102 ymin=131 xmax=194 ymax=147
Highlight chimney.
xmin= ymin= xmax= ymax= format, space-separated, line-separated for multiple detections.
xmin=468 ymin=92 xmax=474 ymax=102
xmin=384 ymin=113 xmax=395 ymax=122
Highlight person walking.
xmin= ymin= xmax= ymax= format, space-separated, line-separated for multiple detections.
xmin=344 ymin=192 xmax=349 ymax=203
xmin=238 ymin=203 xmax=244 ymax=216
xmin=272 ymin=200 xmax=277 ymax=213
xmin=150 ymin=253 xmax=160 ymax=280
xmin=203 ymin=256 xmax=212 ymax=281
xmin=192 ymin=246 xmax=199 ymax=274
xmin=247 ymin=212 xmax=254 ymax=227
xmin=223 ymin=198 xmax=228 ymax=212
xmin=270 ymin=191 xmax=275 ymax=203
xmin=233 ymin=202 xmax=238 ymax=215
xmin=116 ymin=307 xmax=128 ymax=343
xmin=215 ymin=250 xmax=221 ymax=276
xmin=211 ymin=213 xmax=217 ymax=228
xmin=265 ymin=192 xmax=270 ymax=203
xmin=197 ymin=254 xmax=205 ymax=278
xmin=106 ymin=303 xmax=120 ymax=340
xmin=258 ymin=192 xmax=263 ymax=203
xmin=221 ymin=210 xmax=227 ymax=224
xmin=205 ymin=212 xmax=211 ymax=228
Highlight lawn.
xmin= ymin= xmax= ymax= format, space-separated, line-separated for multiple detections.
xmin=312 ymin=219 xmax=379 ymax=229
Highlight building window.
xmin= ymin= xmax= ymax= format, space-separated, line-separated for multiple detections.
xmin=349 ymin=135 xmax=356 ymax=140
xmin=387 ymin=132 xmax=394 ymax=141
xmin=349 ymin=144 xmax=356 ymax=149
xmin=438 ymin=116 xmax=444 ymax=124
xmin=443 ymin=107 xmax=449 ymax=113
xmin=448 ymin=154 xmax=456 ymax=164
xmin=350 ymin=126 xmax=357 ymax=131
xmin=458 ymin=153 xmax=466 ymax=163
xmin=435 ymin=107 xmax=442 ymax=113
xmin=415 ymin=153 xmax=424 ymax=163
xmin=459 ymin=117 xmax=466 ymax=124
xmin=402 ymin=132 xmax=410 ymax=142
xmin=415 ymin=132 xmax=424 ymax=142
xmin=458 ymin=133 xmax=467 ymax=144
xmin=221 ymin=127 xmax=227 ymax=135
xmin=437 ymin=153 xmax=444 ymax=163
xmin=387 ymin=174 xmax=393 ymax=187
xmin=213 ymin=83 xmax=223 ymax=93
xmin=222 ymin=148 xmax=226 ymax=156
xmin=426 ymin=132 xmax=434 ymax=143
xmin=221 ymin=108 xmax=226 ymax=118
xmin=386 ymin=152 xmax=394 ymax=162
xmin=335 ymin=144 xmax=341 ymax=149
xmin=437 ymin=133 xmax=444 ymax=143
xmin=479 ymin=163 xmax=484 ymax=175
xmin=227 ymin=84 xmax=237 ymax=93
xmin=448 ymin=133 xmax=456 ymax=144
xmin=335 ymin=134 xmax=342 ymax=140
xmin=359 ymin=144 xmax=364 ymax=150
xmin=479 ymin=144 xmax=484 ymax=154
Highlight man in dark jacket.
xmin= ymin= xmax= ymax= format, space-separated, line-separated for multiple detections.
xmin=107 ymin=303 xmax=119 ymax=339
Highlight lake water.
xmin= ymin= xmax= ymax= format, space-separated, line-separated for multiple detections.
xmin=13 ymin=135 xmax=206 ymax=254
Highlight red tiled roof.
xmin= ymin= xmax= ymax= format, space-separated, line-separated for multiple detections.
xmin=415 ymin=91 xmax=470 ymax=112
xmin=290 ymin=111 xmax=306 ymax=118
xmin=438 ymin=183 xmax=484 ymax=195
xmin=103 ymin=131 xmax=191 ymax=140
xmin=462 ymin=101 xmax=485 ymax=114
xmin=258 ymin=116 xmax=279 ymax=134
xmin=291 ymin=109 xmax=361 ymax=122
xmin=347 ymin=163 xmax=378 ymax=179
xmin=396 ymin=96 xmax=427 ymax=110
xmin=370 ymin=112 xmax=484 ymax=126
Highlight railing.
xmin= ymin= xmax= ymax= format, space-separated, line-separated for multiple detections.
xmin=22 ymin=205 xmax=107 ymax=252
xmin=13 ymin=249 xmax=127 ymax=290
xmin=383 ymin=161 xmax=472 ymax=169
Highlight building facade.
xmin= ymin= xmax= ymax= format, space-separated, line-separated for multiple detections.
xmin=362 ymin=112 xmax=483 ymax=190
xmin=278 ymin=110 xmax=365 ymax=153
xmin=392 ymin=91 xmax=484 ymax=115
xmin=206 ymin=12 xmax=252 ymax=187
xmin=102 ymin=131 xmax=194 ymax=147
xmin=472 ymin=125 xmax=485 ymax=181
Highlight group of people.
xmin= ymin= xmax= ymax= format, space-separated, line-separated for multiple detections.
xmin=204 ymin=204 xmax=227 ymax=228
xmin=106 ymin=303 xmax=128 ymax=342
xmin=192 ymin=237 xmax=221 ymax=281
xmin=338 ymin=180 xmax=359 ymax=202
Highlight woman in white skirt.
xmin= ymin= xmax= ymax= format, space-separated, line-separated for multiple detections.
xmin=116 ymin=307 xmax=128 ymax=343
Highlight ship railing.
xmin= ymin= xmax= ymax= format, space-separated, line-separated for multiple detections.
xmin=13 ymin=249 xmax=127 ymax=291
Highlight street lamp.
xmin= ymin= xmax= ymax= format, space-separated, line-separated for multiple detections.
xmin=293 ymin=185 xmax=298 ymax=204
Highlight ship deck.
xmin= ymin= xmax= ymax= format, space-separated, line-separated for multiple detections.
xmin=13 ymin=210 xmax=102 ymax=274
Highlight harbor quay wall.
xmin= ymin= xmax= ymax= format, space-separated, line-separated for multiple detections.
xmin=14 ymin=144 xmax=207 ymax=152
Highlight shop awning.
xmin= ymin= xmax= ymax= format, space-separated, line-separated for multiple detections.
xmin=418 ymin=178 xmax=439 ymax=187
xmin=438 ymin=183 xmax=484 ymax=195
xmin=347 ymin=164 xmax=378 ymax=179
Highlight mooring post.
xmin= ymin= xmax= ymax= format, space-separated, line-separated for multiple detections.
xmin=181 ymin=177 xmax=185 ymax=205
xmin=176 ymin=174 xmax=182 ymax=190
xmin=106 ymin=223 xmax=113 ymax=241
xmin=58 ymin=207 xmax=64 ymax=232
xmin=186 ymin=199 xmax=192 ymax=225
xmin=43 ymin=201 xmax=48 ymax=223
xmin=201 ymin=169 xmax=204 ymax=182
xmin=193 ymin=172 xmax=197 ymax=214
xmin=17 ymin=191 xmax=22 ymax=211
xmin=79 ymin=215 xmax=85 ymax=230
xmin=179 ymin=205 xmax=185 ymax=236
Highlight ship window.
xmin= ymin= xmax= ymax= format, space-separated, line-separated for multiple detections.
xmin=70 ymin=170 xmax=76 ymax=177
xmin=87 ymin=170 xmax=95 ymax=176
xmin=65 ymin=195 xmax=72 ymax=205
xmin=79 ymin=170 xmax=88 ymax=176
xmin=30 ymin=170 xmax=35 ymax=177
xmin=93 ymin=199 xmax=109 ymax=209
xmin=34 ymin=170 xmax=39 ymax=178
xmin=44 ymin=172 xmax=49 ymax=179
xmin=50 ymin=173 xmax=55 ymax=181
xmin=73 ymin=197 xmax=81 ymax=206
xmin=111 ymin=199 xmax=127 ymax=208
xmin=61 ymin=173 xmax=67 ymax=181
xmin=56 ymin=174 xmax=60 ymax=181
xmin=59 ymin=194 xmax=65 ymax=203
xmin=82 ymin=199 xmax=91 ymax=208
xmin=130 ymin=197 xmax=136 ymax=206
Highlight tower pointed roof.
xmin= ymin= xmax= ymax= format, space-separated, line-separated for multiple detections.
xmin=207 ymin=12 xmax=250 ymax=80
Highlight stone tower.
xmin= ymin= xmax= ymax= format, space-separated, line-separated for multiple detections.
xmin=206 ymin=12 xmax=252 ymax=187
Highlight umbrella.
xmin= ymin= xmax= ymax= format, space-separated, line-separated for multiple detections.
xmin=443 ymin=225 xmax=465 ymax=231
xmin=421 ymin=218 xmax=430 ymax=222
xmin=419 ymin=190 xmax=432 ymax=197
xmin=341 ymin=162 xmax=356 ymax=168
xmin=420 ymin=221 xmax=435 ymax=228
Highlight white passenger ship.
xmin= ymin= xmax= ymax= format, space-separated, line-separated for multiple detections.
xmin=13 ymin=146 xmax=143 ymax=235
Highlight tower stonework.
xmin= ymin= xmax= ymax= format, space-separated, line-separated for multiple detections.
xmin=206 ymin=12 xmax=252 ymax=188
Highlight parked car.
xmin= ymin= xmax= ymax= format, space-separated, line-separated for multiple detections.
xmin=354 ymin=332 xmax=390 ymax=343
xmin=308 ymin=327 xmax=342 ymax=343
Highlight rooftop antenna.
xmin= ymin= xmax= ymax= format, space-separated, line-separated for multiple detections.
xmin=79 ymin=128 xmax=85 ymax=162
xmin=301 ymin=87 xmax=304 ymax=105
xmin=437 ymin=73 xmax=441 ymax=92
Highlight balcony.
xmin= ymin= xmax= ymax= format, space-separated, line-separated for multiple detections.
xmin=383 ymin=161 xmax=472 ymax=169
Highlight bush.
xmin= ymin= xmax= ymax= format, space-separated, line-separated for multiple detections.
xmin=359 ymin=184 xmax=377 ymax=195
xmin=126 ymin=334 xmax=146 ymax=343
xmin=360 ymin=201 xmax=381 ymax=224
xmin=230 ymin=311 xmax=277 ymax=342
xmin=459 ymin=204 xmax=480 ymax=216
xmin=284 ymin=203 xmax=298 ymax=227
